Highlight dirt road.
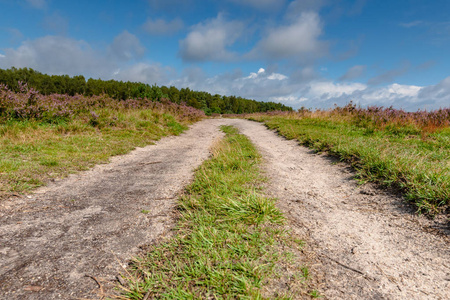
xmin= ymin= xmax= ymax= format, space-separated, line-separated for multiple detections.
xmin=0 ymin=119 xmax=228 ymax=299
xmin=0 ymin=119 xmax=448 ymax=299
xmin=231 ymin=119 xmax=449 ymax=300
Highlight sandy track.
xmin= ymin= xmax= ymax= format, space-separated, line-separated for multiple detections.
xmin=1 ymin=119 xmax=448 ymax=299
xmin=230 ymin=119 xmax=449 ymax=300
xmin=0 ymin=119 xmax=232 ymax=299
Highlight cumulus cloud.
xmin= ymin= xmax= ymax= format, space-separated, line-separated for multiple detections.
xmin=287 ymin=78 xmax=450 ymax=111
xmin=25 ymin=0 xmax=47 ymax=9
xmin=113 ymin=63 xmax=175 ymax=85
xmin=246 ymin=68 xmax=287 ymax=80
xmin=108 ymin=31 xmax=145 ymax=61
xmin=179 ymin=14 xmax=244 ymax=62
xmin=308 ymin=81 xmax=367 ymax=99
xmin=339 ymin=65 xmax=366 ymax=81
xmin=142 ymin=18 xmax=184 ymax=35
xmin=292 ymin=82 xmax=420 ymax=110
xmin=0 ymin=32 xmax=146 ymax=78
xmin=250 ymin=12 xmax=326 ymax=62
xmin=418 ymin=76 xmax=450 ymax=106
xmin=167 ymin=65 xmax=448 ymax=111
xmin=297 ymin=80 xmax=450 ymax=111
xmin=0 ymin=36 xmax=106 ymax=76
xmin=169 ymin=67 xmax=307 ymax=103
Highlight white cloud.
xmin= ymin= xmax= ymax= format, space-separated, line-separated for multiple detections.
xmin=245 ymin=68 xmax=287 ymax=81
xmin=113 ymin=63 xmax=175 ymax=85
xmin=169 ymin=67 xmax=305 ymax=103
xmin=250 ymin=12 xmax=326 ymax=61
xmin=418 ymin=76 xmax=450 ymax=106
xmin=339 ymin=65 xmax=366 ymax=81
xmin=298 ymin=82 xmax=429 ymax=111
xmin=308 ymin=81 xmax=367 ymax=98
xmin=0 ymin=36 xmax=106 ymax=76
xmin=0 ymin=53 xmax=5 ymax=58
xmin=388 ymin=83 xmax=422 ymax=97
xmin=268 ymin=73 xmax=288 ymax=80
xmin=108 ymin=31 xmax=145 ymax=62
xmin=0 ymin=32 xmax=146 ymax=78
xmin=179 ymin=14 xmax=244 ymax=62
xmin=142 ymin=18 xmax=184 ymax=35
xmin=168 ymin=66 xmax=448 ymax=112
xmin=25 ymin=0 xmax=47 ymax=9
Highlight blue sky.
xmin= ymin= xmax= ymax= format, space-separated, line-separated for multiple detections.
xmin=1 ymin=0 xmax=449 ymax=111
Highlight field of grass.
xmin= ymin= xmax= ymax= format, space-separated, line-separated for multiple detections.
xmin=0 ymin=85 xmax=205 ymax=198
xmin=120 ymin=126 xmax=317 ymax=299
xmin=249 ymin=105 xmax=450 ymax=214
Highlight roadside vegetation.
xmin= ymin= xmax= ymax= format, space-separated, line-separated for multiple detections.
xmin=0 ymin=82 xmax=205 ymax=198
xmin=120 ymin=126 xmax=317 ymax=299
xmin=249 ymin=103 xmax=450 ymax=214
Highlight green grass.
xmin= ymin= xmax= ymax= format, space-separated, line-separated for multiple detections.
xmin=119 ymin=126 xmax=315 ymax=299
xmin=249 ymin=115 xmax=450 ymax=214
xmin=0 ymin=108 xmax=188 ymax=197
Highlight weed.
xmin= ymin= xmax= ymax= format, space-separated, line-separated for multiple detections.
xmin=309 ymin=290 xmax=322 ymax=298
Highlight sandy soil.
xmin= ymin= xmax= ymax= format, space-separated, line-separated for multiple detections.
xmin=230 ymin=119 xmax=449 ymax=300
xmin=0 ymin=118 xmax=448 ymax=299
xmin=0 ymin=119 xmax=228 ymax=299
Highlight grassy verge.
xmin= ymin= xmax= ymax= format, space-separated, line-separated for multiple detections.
xmin=119 ymin=126 xmax=317 ymax=299
xmin=0 ymin=108 xmax=189 ymax=197
xmin=249 ymin=114 xmax=449 ymax=214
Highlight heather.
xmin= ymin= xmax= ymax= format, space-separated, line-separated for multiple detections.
xmin=0 ymin=82 xmax=205 ymax=124
xmin=0 ymin=84 xmax=205 ymax=197
xmin=249 ymin=104 xmax=450 ymax=214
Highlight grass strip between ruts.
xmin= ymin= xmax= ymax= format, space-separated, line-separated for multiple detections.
xmin=119 ymin=125 xmax=318 ymax=299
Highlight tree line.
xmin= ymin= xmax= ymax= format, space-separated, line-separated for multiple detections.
xmin=0 ymin=67 xmax=292 ymax=114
